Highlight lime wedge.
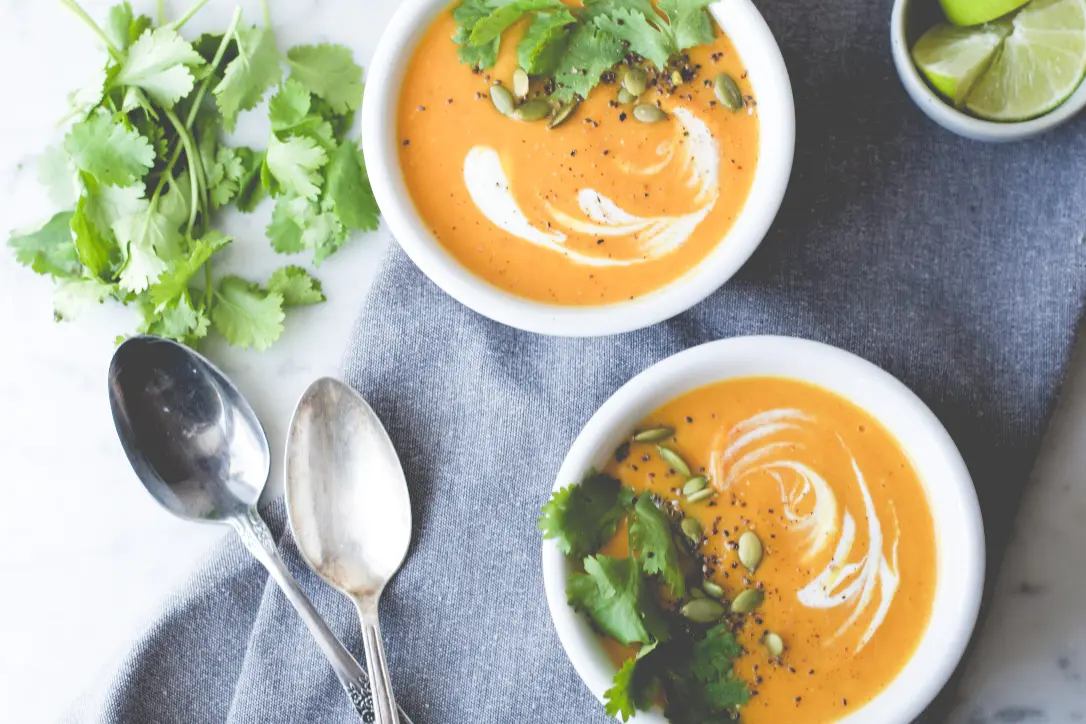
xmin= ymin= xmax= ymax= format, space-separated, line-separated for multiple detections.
xmin=912 ymin=22 xmax=1010 ymax=104
xmin=966 ymin=0 xmax=1086 ymax=121
xmin=940 ymin=0 xmax=1031 ymax=26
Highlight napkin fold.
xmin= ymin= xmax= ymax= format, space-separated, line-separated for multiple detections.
xmin=71 ymin=0 xmax=1086 ymax=720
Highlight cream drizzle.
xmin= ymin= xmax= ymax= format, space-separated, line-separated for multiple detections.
xmin=461 ymin=107 xmax=721 ymax=267
xmin=709 ymin=409 xmax=901 ymax=653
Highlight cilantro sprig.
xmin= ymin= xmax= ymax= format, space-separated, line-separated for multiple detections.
xmin=8 ymin=0 xmax=379 ymax=351
xmin=540 ymin=469 xmax=752 ymax=722
xmin=452 ymin=0 xmax=716 ymax=103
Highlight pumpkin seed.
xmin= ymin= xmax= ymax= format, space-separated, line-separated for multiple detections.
xmin=617 ymin=87 xmax=637 ymax=104
xmin=730 ymin=588 xmax=763 ymax=614
xmin=690 ymin=587 xmax=706 ymax=599
xmin=622 ymin=67 xmax=647 ymax=96
xmin=633 ymin=426 xmax=673 ymax=443
xmin=701 ymin=580 xmax=725 ymax=598
xmin=680 ymin=598 xmax=726 ymax=623
xmin=513 ymin=68 xmax=530 ymax=98
xmin=681 ymin=517 xmax=702 ymax=542
xmin=686 ymin=488 xmax=714 ymax=504
xmin=514 ymin=99 xmax=552 ymax=122
xmin=714 ymin=72 xmax=743 ymax=111
xmin=490 ymin=85 xmax=515 ymax=116
xmin=670 ymin=69 xmax=683 ymax=86
xmin=656 ymin=446 xmax=690 ymax=476
xmin=738 ymin=531 xmax=763 ymax=573
xmin=634 ymin=104 xmax=667 ymax=123
xmin=763 ymin=631 xmax=785 ymax=657
xmin=682 ymin=475 xmax=708 ymax=495
xmin=547 ymin=100 xmax=578 ymax=129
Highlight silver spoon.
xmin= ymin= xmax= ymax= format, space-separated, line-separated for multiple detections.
xmin=107 ymin=336 xmax=378 ymax=720
xmin=285 ymin=377 xmax=412 ymax=724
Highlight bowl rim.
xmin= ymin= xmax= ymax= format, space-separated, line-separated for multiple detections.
xmin=890 ymin=0 xmax=1086 ymax=142
xmin=361 ymin=0 xmax=796 ymax=337
xmin=541 ymin=335 xmax=986 ymax=723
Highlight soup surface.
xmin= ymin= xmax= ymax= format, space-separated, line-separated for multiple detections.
xmin=397 ymin=5 xmax=759 ymax=304
xmin=601 ymin=377 xmax=937 ymax=722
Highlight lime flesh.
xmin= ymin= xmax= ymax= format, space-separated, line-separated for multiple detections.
xmin=965 ymin=0 xmax=1086 ymax=121
xmin=940 ymin=0 xmax=1031 ymax=26
xmin=912 ymin=22 xmax=1010 ymax=103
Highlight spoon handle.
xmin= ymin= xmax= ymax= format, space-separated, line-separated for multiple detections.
xmin=356 ymin=598 xmax=400 ymax=724
xmin=230 ymin=508 xmax=373 ymax=720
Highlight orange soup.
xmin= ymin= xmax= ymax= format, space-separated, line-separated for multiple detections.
xmin=397 ymin=4 xmax=759 ymax=304
xmin=601 ymin=378 xmax=937 ymax=722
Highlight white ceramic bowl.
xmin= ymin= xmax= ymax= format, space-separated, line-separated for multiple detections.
xmin=891 ymin=0 xmax=1086 ymax=141
xmin=362 ymin=0 xmax=795 ymax=336
xmin=542 ymin=336 xmax=985 ymax=723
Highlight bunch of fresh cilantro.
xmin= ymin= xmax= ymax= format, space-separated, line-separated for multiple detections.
xmin=8 ymin=0 xmax=379 ymax=351
xmin=453 ymin=0 xmax=716 ymax=102
xmin=539 ymin=472 xmax=751 ymax=723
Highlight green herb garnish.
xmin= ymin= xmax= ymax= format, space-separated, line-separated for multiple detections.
xmin=453 ymin=0 xmax=717 ymax=102
xmin=8 ymin=0 xmax=379 ymax=351
xmin=541 ymin=470 xmax=752 ymax=722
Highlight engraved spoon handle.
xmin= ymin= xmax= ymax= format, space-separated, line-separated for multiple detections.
xmin=230 ymin=507 xmax=373 ymax=720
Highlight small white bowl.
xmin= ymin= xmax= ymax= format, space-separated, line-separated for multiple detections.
xmin=362 ymin=0 xmax=795 ymax=337
xmin=542 ymin=336 xmax=985 ymax=723
xmin=891 ymin=0 xmax=1086 ymax=141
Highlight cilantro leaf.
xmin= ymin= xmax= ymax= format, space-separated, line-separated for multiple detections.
xmin=64 ymin=110 xmax=155 ymax=187
xmin=594 ymin=8 xmax=676 ymax=70
xmin=469 ymin=0 xmax=564 ymax=45
xmin=210 ymin=276 xmax=285 ymax=351
xmin=657 ymin=0 xmax=715 ymax=51
xmin=70 ymin=195 xmax=116 ymax=279
xmin=8 ymin=212 xmax=80 ymax=278
xmin=116 ymin=27 xmax=205 ymax=108
xmin=214 ymin=25 xmax=282 ymax=130
xmin=452 ymin=0 xmax=500 ymax=69
xmin=233 ymin=147 xmax=266 ymax=212
xmin=116 ymin=230 xmax=167 ymax=294
xmin=324 ymin=141 xmax=379 ymax=232
xmin=150 ymin=231 xmax=232 ymax=308
xmin=661 ymin=625 xmax=749 ymax=724
xmin=568 ymin=555 xmax=669 ymax=646
xmin=605 ymin=644 xmax=659 ymax=722
xmin=105 ymin=2 xmax=152 ymax=51
xmin=285 ymin=44 xmax=364 ymax=114
xmin=517 ymin=9 xmax=576 ymax=75
xmin=269 ymin=78 xmax=312 ymax=132
xmin=266 ymin=195 xmax=347 ymax=263
xmin=83 ymin=179 xmax=146 ymax=240
xmin=265 ymin=134 xmax=328 ymax=199
xmin=142 ymin=294 xmax=210 ymax=344
xmin=206 ymin=146 xmax=246 ymax=208
xmin=267 ymin=266 xmax=325 ymax=306
xmin=539 ymin=472 xmax=631 ymax=559
xmin=37 ymin=145 xmax=79 ymax=208
xmin=629 ymin=495 xmax=685 ymax=597
xmin=113 ymin=198 xmax=184 ymax=293
xmin=552 ymin=23 xmax=625 ymax=102
xmin=53 ymin=278 xmax=113 ymax=322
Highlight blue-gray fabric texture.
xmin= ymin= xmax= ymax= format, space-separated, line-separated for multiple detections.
xmin=71 ymin=0 xmax=1086 ymax=722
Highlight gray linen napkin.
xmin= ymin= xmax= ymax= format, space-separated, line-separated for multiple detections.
xmin=72 ymin=0 xmax=1086 ymax=721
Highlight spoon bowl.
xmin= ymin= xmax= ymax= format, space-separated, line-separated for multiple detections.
xmin=108 ymin=335 xmax=267 ymax=522
xmin=286 ymin=377 xmax=413 ymax=723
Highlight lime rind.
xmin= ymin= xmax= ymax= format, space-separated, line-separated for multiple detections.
xmin=912 ymin=22 xmax=1010 ymax=104
xmin=940 ymin=0 xmax=1032 ymax=26
xmin=965 ymin=0 xmax=1086 ymax=121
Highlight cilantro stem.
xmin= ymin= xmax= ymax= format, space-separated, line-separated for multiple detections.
xmin=183 ymin=7 xmax=243 ymax=131
xmin=203 ymin=262 xmax=214 ymax=312
xmin=57 ymin=0 xmax=122 ymax=60
xmin=163 ymin=108 xmax=202 ymax=237
xmin=156 ymin=0 xmax=166 ymax=26
xmin=170 ymin=0 xmax=213 ymax=32
xmin=261 ymin=0 xmax=272 ymax=28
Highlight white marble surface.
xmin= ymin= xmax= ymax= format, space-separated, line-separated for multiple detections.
xmin=0 ymin=1 xmax=1083 ymax=723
